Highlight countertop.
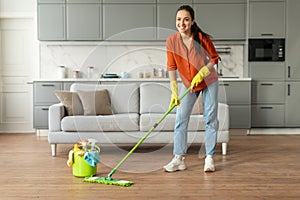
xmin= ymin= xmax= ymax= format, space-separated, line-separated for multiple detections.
xmin=30 ymin=77 xmax=251 ymax=83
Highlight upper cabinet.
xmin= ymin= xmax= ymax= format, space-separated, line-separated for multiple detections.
xmin=38 ymin=3 xmax=66 ymax=40
xmin=102 ymin=0 xmax=155 ymax=3
xmin=194 ymin=2 xmax=246 ymax=40
xmin=103 ymin=4 xmax=156 ymax=40
xmin=157 ymin=0 xmax=192 ymax=3
xmin=66 ymin=3 xmax=102 ymax=40
xmin=286 ymin=0 xmax=300 ymax=80
xmin=249 ymin=1 xmax=285 ymax=38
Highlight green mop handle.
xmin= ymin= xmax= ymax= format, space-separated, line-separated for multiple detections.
xmin=107 ymin=85 xmax=193 ymax=180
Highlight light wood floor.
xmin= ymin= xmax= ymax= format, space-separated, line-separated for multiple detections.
xmin=1 ymin=133 xmax=300 ymax=200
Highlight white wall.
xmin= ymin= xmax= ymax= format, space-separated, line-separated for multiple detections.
xmin=0 ymin=0 xmax=35 ymax=13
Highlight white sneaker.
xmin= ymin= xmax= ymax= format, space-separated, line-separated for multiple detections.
xmin=204 ymin=155 xmax=215 ymax=172
xmin=163 ymin=155 xmax=186 ymax=172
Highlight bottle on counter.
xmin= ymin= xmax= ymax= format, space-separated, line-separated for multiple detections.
xmin=87 ymin=66 xmax=94 ymax=79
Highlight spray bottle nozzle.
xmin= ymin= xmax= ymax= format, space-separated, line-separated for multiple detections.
xmin=88 ymin=138 xmax=97 ymax=151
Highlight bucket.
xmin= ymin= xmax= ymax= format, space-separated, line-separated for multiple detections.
xmin=71 ymin=144 xmax=100 ymax=177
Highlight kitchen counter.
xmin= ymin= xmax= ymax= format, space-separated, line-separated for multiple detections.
xmin=30 ymin=77 xmax=251 ymax=83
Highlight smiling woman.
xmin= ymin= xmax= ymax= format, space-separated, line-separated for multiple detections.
xmin=164 ymin=4 xmax=220 ymax=173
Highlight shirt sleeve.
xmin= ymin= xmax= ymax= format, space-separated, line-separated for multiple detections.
xmin=166 ymin=38 xmax=177 ymax=71
xmin=201 ymin=35 xmax=219 ymax=64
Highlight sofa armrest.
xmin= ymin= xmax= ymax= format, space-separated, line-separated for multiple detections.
xmin=218 ymin=103 xmax=230 ymax=131
xmin=49 ymin=103 xmax=65 ymax=132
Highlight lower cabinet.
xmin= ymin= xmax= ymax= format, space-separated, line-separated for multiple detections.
xmin=218 ymin=80 xmax=251 ymax=128
xmin=285 ymin=82 xmax=300 ymax=127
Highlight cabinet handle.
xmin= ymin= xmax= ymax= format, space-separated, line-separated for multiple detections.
xmin=288 ymin=84 xmax=291 ymax=96
xmin=219 ymin=83 xmax=230 ymax=86
xmin=260 ymin=83 xmax=273 ymax=86
xmin=41 ymin=84 xmax=55 ymax=87
xmin=260 ymin=107 xmax=273 ymax=110
xmin=260 ymin=33 xmax=274 ymax=36
xmin=42 ymin=108 xmax=49 ymax=111
xmin=288 ymin=66 xmax=291 ymax=78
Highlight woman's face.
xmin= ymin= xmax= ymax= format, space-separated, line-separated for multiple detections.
xmin=176 ymin=9 xmax=194 ymax=35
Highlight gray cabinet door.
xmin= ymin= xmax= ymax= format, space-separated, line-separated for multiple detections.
xmin=34 ymin=82 xmax=62 ymax=105
xmin=251 ymin=105 xmax=285 ymax=127
xmin=103 ymin=4 xmax=156 ymax=40
xmin=34 ymin=106 xmax=50 ymax=129
xmin=218 ymin=81 xmax=250 ymax=104
xmin=38 ymin=4 xmax=66 ymax=40
xmin=230 ymin=105 xmax=251 ymax=128
xmin=251 ymin=81 xmax=285 ymax=104
xmin=66 ymin=4 xmax=102 ymax=40
xmin=249 ymin=62 xmax=285 ymax=81
xmin=157 ymin=0 xmax=192 ymax=3
xmin=194 ymin=3 xmax=246 ymax=40
xmin=103 ymin=0 xmax=155 ymax=3
xmin=285 ymin=82 xmax=300 ymax=127
xmin=286 ymin=0 xmax=300 ymax=80
xmin=38 ymin=0 xmax=65 ymax=3
xmin=157 ymin=4 xmax=181 ymax=40
xmin=249 ymin=1 xmax=285 ymax=38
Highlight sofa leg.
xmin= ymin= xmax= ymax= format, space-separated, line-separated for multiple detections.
xmin=222 ymin=143 xmax=227 ymax=155
xmin=51 ymin=144 xmax=57 ymax=157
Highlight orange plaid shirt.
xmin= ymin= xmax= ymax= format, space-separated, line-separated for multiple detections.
xmin=166 ymin=32 xmax=219 ymax=91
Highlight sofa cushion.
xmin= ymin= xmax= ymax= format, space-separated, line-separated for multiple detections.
xmin=54 ymin=91 xmax=84 ymax=116
xmin=140 ymin=83 xmax=175 ymax=114
xmin=77 ymin=89 xmax=112 ymax=115
xmin=61 ymin=113 xmax=139 ymax=132
xmin=70 ymin=83 xmax=139 ymax=114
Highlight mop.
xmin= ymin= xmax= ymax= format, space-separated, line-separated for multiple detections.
xmin=84 ymin=86 xmax=193 ymax=186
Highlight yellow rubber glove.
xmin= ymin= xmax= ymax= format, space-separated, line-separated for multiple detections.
xmin=67 ymin=150 xmax=74 ymax=167
xmin=191 ymin=66 xmax=211 ymax=88
xmin=169 ymin=81 xmax=180 ymax=108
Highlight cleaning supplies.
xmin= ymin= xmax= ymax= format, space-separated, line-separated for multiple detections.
xmin=83 ymin=86 xmax=193 ymax=187
xmin=67 ymin=139 xmax=100 ymax=177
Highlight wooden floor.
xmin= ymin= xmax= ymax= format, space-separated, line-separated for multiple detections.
xmin=1 ymin=133 xmax=300 ymax=200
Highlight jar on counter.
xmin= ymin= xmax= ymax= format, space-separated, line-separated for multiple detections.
xmin=58 ymin=66 xmax=66 ymax=79
xmin=87 ymin=66 xmax=94 ymax=79
xmin=73 ymin=70 xmax=80 ymax=79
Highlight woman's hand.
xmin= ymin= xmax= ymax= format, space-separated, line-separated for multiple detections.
xmin=191 ymin=66 xmax=211 ymax=88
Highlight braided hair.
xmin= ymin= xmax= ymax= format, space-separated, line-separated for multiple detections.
xmin=176 ymin=5 xmax=210 ymax=50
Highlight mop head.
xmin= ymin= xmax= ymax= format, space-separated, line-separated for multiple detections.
xmin=83 ymin=176 xmax=134 ymax=187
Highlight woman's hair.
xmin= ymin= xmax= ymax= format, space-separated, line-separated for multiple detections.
xmin=176 ymin=5 xmax=210 ymax=47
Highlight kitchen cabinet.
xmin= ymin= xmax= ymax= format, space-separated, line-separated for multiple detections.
xmin=37 ymin=3 xmax=66 ymax=40
xmin=103 ymin=0 xmax=155 ymax=3
xmin=286 ymin=0 xmax=300 ymax=80
xmin=66 ymin=3 xmax=102 ymax=40
xmin=249 ymin=62 xmax=285 ymax=80
xmin=218 ymin=80 xmax=251 ymax=128
xmin=157 ymin=4 xmax=181 ymax=40
xmin=285 ymin=82 xmax=300 ymax=126
xmin=193 ymin=2 xmax=246 ymax=40
xmin=249 ymin=1 xmax=285 ymax=38
xmin=33 ymin=81 xmax=98 ymax=129
xmin=157 ymin=1 xmax=194 ymax=40
xmin=250 ymin=62 xmax=286 ymax=127
xmin=103 ymin=4 xmax=156 ymax=40
xmin=157 ymin=0 xmax=192 ymax=3
xmin=33 ymin=82 xmax=62 ymax=128
xmin=38 ymin=0 xmax=65 ymax=3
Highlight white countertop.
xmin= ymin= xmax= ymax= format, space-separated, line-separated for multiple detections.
xmin=30 ymin=77 xmax=251 ymax=83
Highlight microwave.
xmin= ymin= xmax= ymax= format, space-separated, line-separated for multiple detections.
xmin=248 ymin=39 xmax=285 ymax=62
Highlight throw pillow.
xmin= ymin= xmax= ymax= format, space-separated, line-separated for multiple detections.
xmin=191 ymin=93 xmax=204 ymax=115
xmin=55 ymin=91 xmax=84 ymax=116
xmin=77 ymin=89 xmax=113 ymax=115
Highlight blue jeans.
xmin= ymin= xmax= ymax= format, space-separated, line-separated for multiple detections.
xmin=173 ymin=81 xmax=219 ymax=156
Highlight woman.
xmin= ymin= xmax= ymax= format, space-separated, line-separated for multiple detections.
xmin=164 ymin=5 xmax=219 ymax=172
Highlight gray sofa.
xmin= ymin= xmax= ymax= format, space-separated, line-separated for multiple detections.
xmin=48 ymin=82 xmax=230 ymax=156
